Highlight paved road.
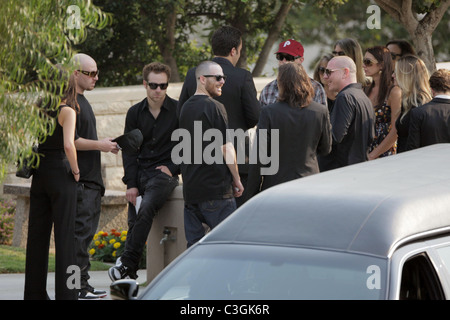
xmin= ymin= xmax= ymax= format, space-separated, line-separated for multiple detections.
xmin=0 ymin=269 xmax=147 ymax=300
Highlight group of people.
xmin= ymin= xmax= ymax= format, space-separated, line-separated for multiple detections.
xmin=24 ymin=25 xmax=450 ymax=299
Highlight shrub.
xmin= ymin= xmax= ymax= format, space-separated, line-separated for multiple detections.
xmin=0 ymin=199 xmax=15 ymax=245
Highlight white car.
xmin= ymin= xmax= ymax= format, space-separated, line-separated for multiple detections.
xmin=112 ymin=144 xmax=450 ymax=300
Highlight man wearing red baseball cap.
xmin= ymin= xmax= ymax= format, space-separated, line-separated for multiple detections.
xmin=260 ymin=39 xmax=327 ymax=108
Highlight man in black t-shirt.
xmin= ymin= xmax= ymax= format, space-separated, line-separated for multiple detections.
xmin=178 ymin=61 xmax=243 ymax=247
xmin=73 ymin=53 xmax=120 ymax=299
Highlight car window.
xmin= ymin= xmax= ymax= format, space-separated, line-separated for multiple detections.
xmin=142 ymin=244 xmax=388 ymax=300
xmin=399 ymin=253 xmax=445 ymax=300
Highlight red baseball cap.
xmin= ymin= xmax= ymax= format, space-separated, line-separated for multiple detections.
xmin=276 ymin=39 xmax=304 ymax=57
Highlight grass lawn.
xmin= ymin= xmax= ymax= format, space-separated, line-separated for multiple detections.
xmin=0 ymin=244 xmax=110 ymax=273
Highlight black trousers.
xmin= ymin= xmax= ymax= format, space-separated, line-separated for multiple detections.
xmin=75 ymin=183 xmax=101 ymax=288
xmin=122 ymin=170 xmax=178 ymax=272
xmin=24 ymin=154 xmax=78 ymax=300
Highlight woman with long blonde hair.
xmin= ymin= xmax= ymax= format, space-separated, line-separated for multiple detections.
xmin=394 ymin=55 xmax=432 ymax=152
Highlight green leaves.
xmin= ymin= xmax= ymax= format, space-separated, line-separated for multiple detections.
xmin=0 ymin=0 xmax=110 ymax=182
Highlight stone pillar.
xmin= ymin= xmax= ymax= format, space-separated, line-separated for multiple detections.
xmin=146 ymin=185 xmax=186 ymax=283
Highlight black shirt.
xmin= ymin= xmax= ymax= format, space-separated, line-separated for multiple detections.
xmin=122 ymin=96 xmax=179 ymax=189
xmin=75 ymin=94 xmax=104 ymax=194
xmin=319 ymin=83 xmax=374 ymax=171
xmin=178 ymin=95 xmax=233 ymax=203
xmin=39 ymin=105 xmax=70 ymax=152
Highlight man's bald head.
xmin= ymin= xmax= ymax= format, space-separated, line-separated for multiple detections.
xmin=72 ymin=53 xmax=96 ymax=70
xmin=326 ymin=56 xmax=357 ymax=92
xmin=72 ymin=53 xmax=98 ymax=94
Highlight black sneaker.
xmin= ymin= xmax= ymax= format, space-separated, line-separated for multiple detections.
xmin=108 ymin=264 xmax=137 ymax=282
xmin=79 ymin=289 xmax=102 ymax=300
xmin=78 ymin=284 xmax=107 ymax=299
xmin=86 ymin=284 xmax=107 ymax=297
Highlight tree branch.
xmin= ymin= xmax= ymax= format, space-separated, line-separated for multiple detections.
xmin=419 ymin=0 xmax=450 ymax=34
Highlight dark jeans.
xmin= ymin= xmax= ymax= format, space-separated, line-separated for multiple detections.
xmin=121 ymin=171 xmax=179 ymax=272
xmin=75 ymin=183 xmax=101 ymax=288
xmin=184 ymin=198 xmax=236 ymax=247
xmin=25 ymin=154 xmax=78 ymax=300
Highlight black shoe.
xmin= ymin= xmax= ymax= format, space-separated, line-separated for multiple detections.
xmin=86 ymin=284 xmax=107 ymax=297
xmin=108 ymin=264 xmax=137 ymax=282
xmin=78 ymin=283 xmax=107 ymax=299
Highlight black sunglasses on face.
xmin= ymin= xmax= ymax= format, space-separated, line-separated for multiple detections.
xmin=332 ymin=51 xmax=345 ymax=56
xmin=203 ymin=75 xmax=227 ymax=81
xmin=324 ymin=68 xmax=345 ymax=77
xmin=363 ymin=59 xmax=378 ymax=67
xmin=390 ymin=53 xmax=401 ymax=60
xmin=147 ymin=82 xmax=168 ymax=90
xmin=318 ymin=67 xmax=326 ymax=74
xmin=78 ymin=70 xmax=99 ymax=78
xmin=276 ymin=53 xmax=301 ymax=62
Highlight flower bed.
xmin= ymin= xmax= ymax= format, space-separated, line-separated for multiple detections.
xmin=89 ymin=228 xmax=146 ymax=268
xmin=0 ymin=199 xmax=15 ymax=245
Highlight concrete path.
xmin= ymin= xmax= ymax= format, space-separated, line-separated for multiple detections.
xmin=0 ymin=269 xmax=146 ymax=300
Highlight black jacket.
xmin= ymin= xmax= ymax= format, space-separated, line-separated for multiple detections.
xmin=243 ymin=101 xmax=332 ymax=201
xmin=406 ymin=97 xmax=450 ymax=150
xmin=319 ymin=83 xmax=375 ymax=171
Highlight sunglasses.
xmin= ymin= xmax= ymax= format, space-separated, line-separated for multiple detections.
xmin=203 ymin=75 xmax=227 ymax=81
xmin=318 ymin=67 xmax=326 ymax=74
xmin=363 ymin=59 xmax=378 ymax=67
xmin=147 ymin=82 xmax=169 ymax=90
xmin=323 ymin=68 xmax=344 ymax=77
xmin=78 ymin=70 xmax=99 ymax=78
xmin=332 ymin=51 xmax=346 ymax=56
xmin=390 ymin=53 xmax=401 ymax=60
xmin=276 ymin=53 xmax=301 ymax=62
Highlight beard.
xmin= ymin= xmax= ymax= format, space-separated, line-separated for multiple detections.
xmin=205 ymin=80 xmax=222 ymax=97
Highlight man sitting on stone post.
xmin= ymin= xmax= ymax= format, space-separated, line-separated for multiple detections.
xmin=108 ymin=62 xmax=179 ymax=281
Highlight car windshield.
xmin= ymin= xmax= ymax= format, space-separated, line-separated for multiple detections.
xmin=141 ymin=244 xmax=388 ymax=300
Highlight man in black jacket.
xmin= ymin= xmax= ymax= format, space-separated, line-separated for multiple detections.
xmin=406 ymin=69 xmax=450 ymax=150
xmin=319 ymin=56 xmax=374 ymax=171
xmin=177 ymin=26 xmax=260 ymax=206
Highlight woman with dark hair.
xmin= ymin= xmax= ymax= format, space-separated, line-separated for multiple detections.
xmin=24 ymin=68 xmax=80 ymax=300
xmin=386 ymin=39 xmax=416 ymax=62
xmin=363 ymin=46 xmax=402 ymax=159
xmin=243 ymin=63 xmax=332 ymax=202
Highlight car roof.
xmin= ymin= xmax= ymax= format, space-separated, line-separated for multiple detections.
xmin=201 ymin=143 xmax=450 ymax=258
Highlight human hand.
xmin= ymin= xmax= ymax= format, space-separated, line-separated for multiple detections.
xmin=99 ymin=138 xmax=119 ymax=154
xmin=126 ymin=187 xmax=139 ymax=206
xmin=156 ymin=165 xmax=172 ymax=177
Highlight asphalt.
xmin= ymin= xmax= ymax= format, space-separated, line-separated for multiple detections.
xmin=0 ymin=269 xmax=147 ymax=300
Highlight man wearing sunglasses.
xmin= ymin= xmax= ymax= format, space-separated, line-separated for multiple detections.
xmin=177 ymin=26 xmax=260 ymax=207
xmin=109 ymin=62 xmax=179 ymax=282
xmin=318 ymin=56 xmax=374 ymax=171
xmin=259 ymin=39 xmax=327 ymax=108
xmin=178 ymin=61 xmax=244 ymax=247
xmin=72 ymin=53 xmax=120 ymax=299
